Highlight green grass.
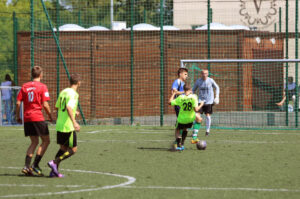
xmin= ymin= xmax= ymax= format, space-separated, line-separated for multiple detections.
xmin=0 ymin=125 xmax=300 ymax=199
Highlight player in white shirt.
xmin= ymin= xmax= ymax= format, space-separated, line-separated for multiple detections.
xmin=192 ymin=69 xmax=220 ymax=136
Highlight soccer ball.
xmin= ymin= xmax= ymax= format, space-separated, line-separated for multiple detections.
xmin=196 ymin=140 xmax=207 ymax=150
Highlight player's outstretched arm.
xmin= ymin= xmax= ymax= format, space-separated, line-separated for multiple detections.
xmin=67 ymin=105 xmax=80 ymax=132
xmin=276 ymin=92 xmax=286 ymax=106
xmin=195 ymin=101 xmax=204 ymax=112
xmin=43 ymin=101 xmax=53 ymax=122
xmin=168 ymin=92 xmax=177 ymax=105
xmin=172 ymin=89 xmax=184 ymax=95
xmin=212 ymin=79 xmax=220 ymax=105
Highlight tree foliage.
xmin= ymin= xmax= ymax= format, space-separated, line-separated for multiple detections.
xmin=0 ymin=0 xmax=173 ymax=83
xmin=56 ymin=0 xmax=173 ymax=28
xmin=0 ymin=0 xmax=54 ymax=83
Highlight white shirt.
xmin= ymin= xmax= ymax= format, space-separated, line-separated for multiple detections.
xmin=1 ymin=81 xmax=12 ymax=100
xmin=192 ymin=77 xmax=220 ymax=105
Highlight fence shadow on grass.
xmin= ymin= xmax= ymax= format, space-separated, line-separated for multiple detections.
xmin=137 ymin=147 xmax=176 ymax=152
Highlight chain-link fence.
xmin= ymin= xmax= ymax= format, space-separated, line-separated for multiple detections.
xmin=2 ymin=0 xmax=299 ymax=129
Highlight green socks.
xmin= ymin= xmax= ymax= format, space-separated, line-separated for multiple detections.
xmin=192 ymin=122 xmax=201 ymax=140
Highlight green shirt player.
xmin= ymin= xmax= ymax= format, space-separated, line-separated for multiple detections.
xmin=169 ymin=83 xmax=203 ymax=151
xmin=48 ymin=74 xmax=81 ymax=178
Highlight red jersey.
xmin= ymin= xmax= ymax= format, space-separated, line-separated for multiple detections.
xmin=17 ymin=81 xmax=50 ymax=122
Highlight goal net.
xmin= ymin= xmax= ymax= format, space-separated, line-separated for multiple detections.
xmin=181 ymin=59 xmax=300 ymax=129
xmin=0 ymin=86 xmax=23 ymax=126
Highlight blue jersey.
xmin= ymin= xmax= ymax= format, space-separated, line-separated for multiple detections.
xmin=172 ymin=79 xmax=184 ymax=93
xmin=192 ymin=77 xmax=220 ymax=105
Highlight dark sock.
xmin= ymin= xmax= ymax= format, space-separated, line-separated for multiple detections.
xmin=182 ymin=131 xmax=188 ymax=145
xmin=55 ymin=149 xmax=65 ymax=169
xmin=33 ymin=155 xmax=42 ymax=168
xmin=54 ymin=149 xmax=75 ymax=165
xmin=176 ymin=138 xmax=182 ymax=147
xmin=25 ymin=155 xmax=32 ymax=168
xmin=55 ymin=149 xmax=65 ymax=159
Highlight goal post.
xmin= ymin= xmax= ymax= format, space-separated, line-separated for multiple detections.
xmin=181 ymin=59 xmax=300 ymax=129
xmin=181 ymin=59 xmax=300 ymax=67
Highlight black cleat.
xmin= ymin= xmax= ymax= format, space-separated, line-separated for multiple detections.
xmin=22 ymin=167 xmax=34 ymax=176
xmin=31 ymin=165 xmax=44 ymax=176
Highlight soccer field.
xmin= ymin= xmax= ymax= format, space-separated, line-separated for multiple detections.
xmin=0 ymin=125 xmax=300 ymax=199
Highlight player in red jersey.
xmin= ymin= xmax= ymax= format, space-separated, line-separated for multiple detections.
xmin=16 ymin=66 xmax=53 ymax=176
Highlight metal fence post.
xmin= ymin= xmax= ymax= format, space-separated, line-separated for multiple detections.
xmin=13 ymin=12 xmax=18 ymax=85
xmin=56 ymin=0 xmax=60 ymax=99
xmin=130 ymin=0 xmax=134 ymax=125
xmin=160 ymin=0 xmax=164 ymax=126
xmin=279 ymin=7 xmax=282 ymax=32
xmin=30 ymin=0 xmax=34 ymax=78
xmin=295 ymin=0 xmax=299 ymax=127
xmin=285 ymin=0 xmax=289 ymax=126
xmin=207 ymin=0 xmax=211 ymax=74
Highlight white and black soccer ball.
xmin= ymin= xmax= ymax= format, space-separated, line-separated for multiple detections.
xmin=196 ymin=140 xmax=207 ymax=150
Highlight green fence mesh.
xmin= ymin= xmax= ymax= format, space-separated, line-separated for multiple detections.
xmin=2 ymin=0 xmax=299 ymax=129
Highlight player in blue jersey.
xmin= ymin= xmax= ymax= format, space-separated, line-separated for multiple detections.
xmin=193 ymin=69 xmax=220 ymax=136
xmin=171 ymin=68 xmax=189 ymax=142
xmin=171 ymin=68 xmax=188 ymax=117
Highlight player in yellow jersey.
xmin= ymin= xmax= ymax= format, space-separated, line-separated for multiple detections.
xmin=169 ymin=83 xmax=203 ymax=151
xmin=48 ymin=74 xmax=81 ymax=177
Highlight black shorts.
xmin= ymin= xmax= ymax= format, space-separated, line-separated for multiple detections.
xmin=57 ymin=131 xmax=77 ymax=148
xmin=24 ymin=121 xmax=49 ymax=137
xmin=199 ymin=104 xmax=214 ymax=114
xmin=176 ymin=122 xmax=193 ymax=130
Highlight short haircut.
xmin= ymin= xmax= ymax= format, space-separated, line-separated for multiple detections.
xmin=177 ymin=68 xmax=188 ymax=77
xmin=183 ymin=83 xmax=192 ymax=91
xmin=31 ymin=66 xmax=43 ymax=78
xmin=70 ymin=73 xmax=81 ymax=85
xmin=288 ymin=76 xmax=294 ymax=82
xmin=5 ymin=74 xmax=12 ymax=81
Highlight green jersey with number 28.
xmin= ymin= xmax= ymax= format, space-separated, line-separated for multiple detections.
xmin=171 ymin=94 xmax=198 ymax=124
xmin=55 ymin=88 xmax=79 ymax=132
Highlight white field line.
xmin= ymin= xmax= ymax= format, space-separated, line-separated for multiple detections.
xmin=83 ymin=130 xmax=300 ymax=136
xmin=86 ymin=130 xmax=101 ymax=134
xmin=1 ymin=127 xmax=300 ymax=135
xmin=77 ymin=139 xmax=294 ymax=144
xmin=1 ymin=168 xmax=299 ymax=194
xmin=79 ymin=139 xmax=168 ymax=143
xmin=214 ymin=140 xmax=289 ymax=144
xmin=0 ymin=138 xmax=295 ymax=145
xmin=84 ymin=130 xmax=169 ymax=134
xmin=122 ymin=185 xmax=300 ymax=193
xmin=0 ymin=167 xmax=136 ymax=198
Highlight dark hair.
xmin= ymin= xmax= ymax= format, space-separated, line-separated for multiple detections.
xmin=183 ymin=83 xmax=192 ymax=91
xmin=288 ymin=76 xmax=294 ymax=83
xmin=5 ymin=74 xmax=12 ymax=81
xmin=177 ymin=68 xmax=188 ymax=77
xmin=31 ymin=66 xmax=43 ymax=78
xmin=70 ymin=73 xmax=81 ymax=85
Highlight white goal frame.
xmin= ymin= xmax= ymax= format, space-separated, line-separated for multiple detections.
xmin=180 ymin=59 xmax=300 ymax=68
xmin=180 ymin=59 xmax=300 ymax=128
